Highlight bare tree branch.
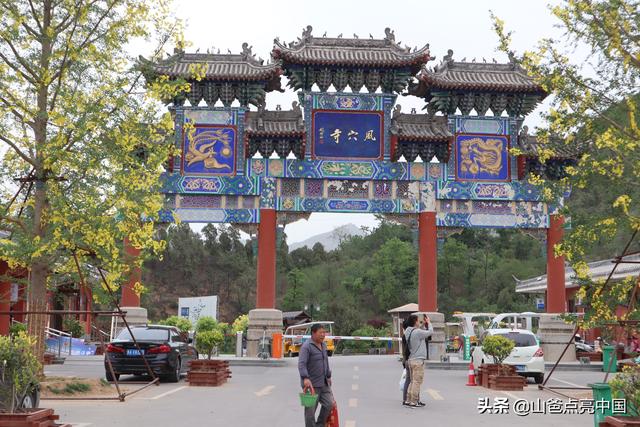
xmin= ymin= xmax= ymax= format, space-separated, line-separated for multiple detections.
xmin=0 ymin=134 xmax=36 ymax=166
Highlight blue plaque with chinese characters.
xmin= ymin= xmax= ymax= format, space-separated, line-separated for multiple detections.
xmin=455 ymin=134 xmax=510 ymax=181
xmin=312 ymin=110 xmax=383 ymax=159
xmin=182 ymin=124 xmax=237 ymax=175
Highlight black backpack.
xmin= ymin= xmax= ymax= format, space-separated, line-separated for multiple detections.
xmin=402 ymin=329 xmax=415 ymax=365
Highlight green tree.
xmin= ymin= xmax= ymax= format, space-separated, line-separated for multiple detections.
xmin=0 ymin=0 xmax=186 ymax=361
xmin=493 ymin=0 xmax=640 ymax=327
xmin=366 ymin=238 xmax=417 ymax=311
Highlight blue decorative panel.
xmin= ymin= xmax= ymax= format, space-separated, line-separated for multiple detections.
xmin=161 ymin=174 xmax=259 ymax=195
xmin=457 ymin=117 xmax=507 ymax=135
xmin=455 ymin=134 xmax=510 ymax=181
xmin=437 ymin=213 xmax=549 ymax=229
xmin=182 ymin=125 xmax=237 ymax=175
xmin=277 ymin=197 xmax=413 ymax=213
xmin=437 ymin=181 xmax=542 ymax=201
xmin=312 ymin=110 xmax=383 ymax=160
xmin=170 ymin=208 xmax=258 ymax=223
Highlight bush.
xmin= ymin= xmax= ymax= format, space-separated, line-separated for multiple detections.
xmin=63 ymin=318 xmax=84 ymax=338
xmin=482 ymin=335 xmax=515 ymax=366
xmin=8 ymin=323 xmax=26 ymax=338
xmin=231 ymin=314 xmax=248 ymax=334
xmin=610 ymin=365 xmax=640 ymax=416
xmin=194 ymin=316 xmax=227 ymax=359
xmin=0 ymin=332 xmax=41 ymax=413
xmin=195 ymin=330 xmax=225 ymax=359
xmin=157 ymin=315 xmax=192 ymax=333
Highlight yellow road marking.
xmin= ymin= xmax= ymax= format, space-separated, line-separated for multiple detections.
xmin=348 ymin=398 xmax=358 ymax=408
xmin=351 ymin=384 xmax=359 ymax=391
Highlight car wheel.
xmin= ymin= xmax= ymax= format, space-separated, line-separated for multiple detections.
xmin=20 ymin=387 xmax=39 ymax=409
xmin=327 ymin=350 xmax=333 ymax=357
xmin=105 ymin=370 xmax=120 ymax=382
xmin=167 ymin=358 xmax=181 ymax=383
xmin=534 ymin=373 xmax=544 ymax=384
xmin=287 ymin=350 xmax=292 ymax=358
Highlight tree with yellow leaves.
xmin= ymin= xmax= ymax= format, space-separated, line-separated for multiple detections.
xmin=492 ymin=0 xmax=639 ymax=329
xmin=0 ymin=0 xmax=188 ymax=362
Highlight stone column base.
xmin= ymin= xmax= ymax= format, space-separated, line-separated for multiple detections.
xmin=413 ymin=312 xmax=446 ymax=361
xmin=246 ymin=309 xmax=283 ymax=358
xmin=538 ymin=313 xmax=576 ymax=362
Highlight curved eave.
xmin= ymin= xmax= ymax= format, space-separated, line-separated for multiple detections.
xmin=418 ymin=75 xmax=546 ymax=95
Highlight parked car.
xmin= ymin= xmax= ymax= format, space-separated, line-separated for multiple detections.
xmin=471 ymin=328 xmax=545 ymax=384
xmin=104 ymin=325 xmax=197 ymax=382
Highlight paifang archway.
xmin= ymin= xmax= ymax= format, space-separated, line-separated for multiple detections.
xmin=133 ymin=27 xmax=583 ymax=358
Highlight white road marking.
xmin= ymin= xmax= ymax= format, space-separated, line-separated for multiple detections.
xmin=348 ymin=398 xmax=358 ymax=408
xmin=351 ymin=384 xmax=359 ymax=391
xmin=345 ymin=421 xmax=356 ymax=427
xmin=354 ymin=366 xmax=359 ymax=371
xmin=353 ymin=375 xmax=359 ymax=380
xmin=501 ymin=391 xmax=520 ymax=400
xmin=70 ymin=423 xmax=93 ymax=427
xmin=426 ymin=389 xmax=444 ymax=400
xmin=254 ymin=385 xmax=276 ymax=397
xmin=548 ymin=377 xmax=585 ymax=389
xmin=139 ymin=385 xmax=187 ymax=400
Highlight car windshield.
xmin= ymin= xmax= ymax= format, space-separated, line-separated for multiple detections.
xmin=115 ymin=328 xmax=169 ymax=342
xmin=496 ymin=332 xmax=537 ymax=347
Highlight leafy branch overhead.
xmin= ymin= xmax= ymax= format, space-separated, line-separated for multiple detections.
xmin=492 ymin=0 xmax=640 ymax=328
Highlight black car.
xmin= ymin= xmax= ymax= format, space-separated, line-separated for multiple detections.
xmin=104 ymin=325 xmax=197 ymax=382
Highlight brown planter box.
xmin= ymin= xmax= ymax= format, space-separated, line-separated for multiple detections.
xmin=479 ymin=364 xmax=515 ymax=388
xmin=187 ymin=360 xmax=232 ymax=387
xmin=600 ymin=416 xmax=640 ymax=427
xmin=0 ymin=408 xmax=70 ymax=427
xmin=488 ymin=375 xmax=526 ymax=391
xmin=43 ymin=353 xmax=54 ymax=365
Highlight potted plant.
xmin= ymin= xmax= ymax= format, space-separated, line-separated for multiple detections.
xmin=481 ymin=335 xmax=525 ymax=391
xmin=0 ymin=332 xmax=70 ymax=426
xmin=600 ymin=365 xmax=640 ymax=426
xmin=187 ymin=317 xmax=231 ymax=387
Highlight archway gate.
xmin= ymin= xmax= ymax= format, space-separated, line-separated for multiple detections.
xmin=135 ymin=27 xmax=582 ymax=357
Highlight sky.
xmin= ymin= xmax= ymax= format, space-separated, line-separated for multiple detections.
xmin=175 ymin=0 xmax=565 ymax=244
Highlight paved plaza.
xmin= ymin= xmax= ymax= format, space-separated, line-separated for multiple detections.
xmin=45 ymin=355 xmax=604 ymax=427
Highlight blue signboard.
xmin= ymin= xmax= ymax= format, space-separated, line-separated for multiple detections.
xmin=312 ymin=110 xmax=383 ymax=160
xmin=455 ymin=134 xmax=510 ymax=181
xmin=182 ymin=125 xmax=236 ymax=175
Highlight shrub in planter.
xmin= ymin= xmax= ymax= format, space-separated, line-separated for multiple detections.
xmin=194 ymin=317 xmax=226 ymax=359
xmin=157 ymin=315 xmax=192 ymax=333
xmin=482 ymin=335 xmax=515 ymax=376
xmin=609 ymin=365 xmax=640 ymax=418
xmin=0 ymin=332 xmax=41 ymax=413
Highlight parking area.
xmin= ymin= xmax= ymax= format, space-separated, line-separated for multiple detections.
xmin=45 ymin=355 xmax=604 ymax=427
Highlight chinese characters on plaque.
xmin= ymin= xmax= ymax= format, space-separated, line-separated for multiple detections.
xmin=312 ymin=110 xmax=383 ymax=159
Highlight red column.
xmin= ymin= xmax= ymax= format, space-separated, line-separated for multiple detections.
xmin=0 ymin=261 xmax=10 ymax=336
xmin=418 ymin=212 xmax=438 ymax=312
xmin=546 ymin=214 xmax=566 ymax=313
xmin=122 ymin=238 xmax=141 ymax=307
xmin=256 ymin=209 xmax=277 ymax=309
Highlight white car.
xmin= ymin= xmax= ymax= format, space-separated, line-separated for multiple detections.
xmin=471 ymin=328 xmax=545 ymax=384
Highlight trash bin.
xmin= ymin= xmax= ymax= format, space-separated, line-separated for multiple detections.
xmin=589 ymin=382 xmax=613 ymax=427
xmin=602 ymin=345 xmax=617 ymax=373
xmin=272 ymin=333 xmax=283 ymax=359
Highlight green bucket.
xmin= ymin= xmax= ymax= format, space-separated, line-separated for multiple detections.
xmin=299 ymin=391 xmax=318 ymax=408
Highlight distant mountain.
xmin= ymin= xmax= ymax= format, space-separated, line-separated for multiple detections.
xmin=288 ymin=224 xmax=368 ymax=252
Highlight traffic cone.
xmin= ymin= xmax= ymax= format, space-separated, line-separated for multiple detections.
xmin=466 ymin=362 xmax=477 ymax=386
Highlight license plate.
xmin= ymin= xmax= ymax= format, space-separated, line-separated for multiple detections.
xmin=514 ymin=365 xmax=526 ymax=372
xmin=126 ymin=349 xmax=144 ymax=356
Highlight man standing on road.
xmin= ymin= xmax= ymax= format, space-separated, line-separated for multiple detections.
xmin=404 ymin=314 xmax=434 ymax=408
xmin=298 ymin=324 xmax=334 ymax=427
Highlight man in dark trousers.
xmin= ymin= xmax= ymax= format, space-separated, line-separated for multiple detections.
xmin=298 ymin=324 xmax=334 ymax=427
